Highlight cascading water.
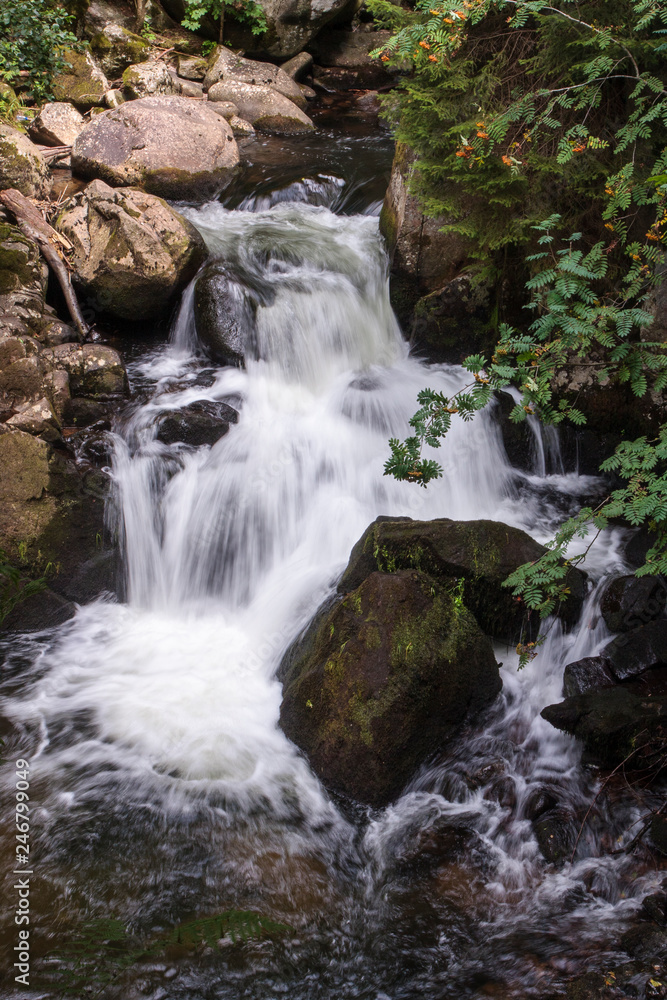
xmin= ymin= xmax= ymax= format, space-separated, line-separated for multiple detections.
xmin=0 ymin=123 xmax=660 ymax=998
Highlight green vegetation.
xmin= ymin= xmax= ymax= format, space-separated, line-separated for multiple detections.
xmin=0 ymin=1 xmax=80 ymax=102
xmin=181 ymin=0 xmax=268 ymax=44
xmin=377 ymin=0 xmax=667 ymax=658
xmin=45 ymin=911 xmax=291 ymax=996
xmin=0 ymin=549 xmax=46 ymax=626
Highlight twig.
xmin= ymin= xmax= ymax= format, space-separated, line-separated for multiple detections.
xmin=570 ymin=741 xmax=644 ymax=862
xmin=0 ymin=188 xmax=89 ymax=339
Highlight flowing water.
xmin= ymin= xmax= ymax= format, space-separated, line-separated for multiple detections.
xmin=0 ymin=110 xmax=661 ymax=998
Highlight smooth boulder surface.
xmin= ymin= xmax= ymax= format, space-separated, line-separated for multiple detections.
xmin=207 ymin=81 xmax=314 ymax=135
xmin=0 ymin=125 xmax=50 ymax=199
xmin=52 ymin=49 xmax=110 ymax=110
xmin=57 ymin=179 xmax=207 ymax=321
xmin=193 ymin=261 xmax=267 ymax=366
xmin=280 ymin=52 xmax=313 ymax=80
xmin=29 ymin=103 xmax=86 ymax=148
xmin=122 ymin=61 xmax=177 ymax=99
xmin=279 ymin=569 xmax=502 ymax=807
xmin=601 ymin=573 xmax=667 ymax=633
xmin=71 ymin=96 xmax=240 ymax=200
xmin=204 ymin=47 xmax=307 ymax=109
xmin=338 ymin=516 xmax=587 ymax=643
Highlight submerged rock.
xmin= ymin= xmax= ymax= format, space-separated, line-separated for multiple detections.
xmin=207 ymin=81 xmax=314 ymax=135
xmin=337 ymin=516 xmax=587 ymax=643
xmin=71 ymin=96 xmax=240 ymax=200
xmin=279 ymin=569 xmax=501 ymax=807
xmin=57 ymin=179 xmax=206 ymax=321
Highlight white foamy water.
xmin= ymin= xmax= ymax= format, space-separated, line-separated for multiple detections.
xmin=0 ymin=198 xmax=652 ymax=998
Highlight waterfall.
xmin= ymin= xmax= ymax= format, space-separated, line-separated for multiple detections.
xmin=0 ymin=185 xmax=654 ymax=999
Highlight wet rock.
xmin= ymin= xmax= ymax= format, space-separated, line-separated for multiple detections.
xmin=621 ymin=924 xmax=667 ymax=963
xmin=90 ymin=22 xmax=151 ymax=78
xmin=280 ymin=52 xmax=313 ymax=80
xmin=56 ymin=179 xmax=206 ymax=321
xmin=0 ymin=125 xmax=50 ymax=199
xmin=156 ymin=400 xmax=238 ymax=447
xmin=601 ymin=574 xmax=667 ymax=634
xmin=207 ymin=81 xmax=314 ymax=135
xmin=643 ymin=892 xmax=667 ymax=924
xmin=279 ymin=569 xmax=502 ymax=807
xmin=541 ymin=686 xmax=667 ymax=769
xmin=71 ymin=96 xmax=240 ymax=200
xmin=523 ymin=785 xmax=558 ymax=821
xmin=204 ymin=47 xmax=307 ymax=108
xmin=29 ymin=103 xmax=86 ymax=148
xmin=122 ymin=60 xmax=177 ymax=99
xmin=194 ymin=261 xmax=264 ymax=366
xmin=563 ymin=656 xmax=616 ymax=698
xmin=533 ymin=806 xmax=577 ymax=864
xmin=228 ymin=116 xmax=256 ymax=136
xmin=602 ymin=620 xmax=667 ymax=681
xmin=52 ymin=49 xmax=110 ymax=110
xmin=337 ymin=515 xmax=587 ymax=644
xmin=177 ymin=55 xmax=208 ymax=80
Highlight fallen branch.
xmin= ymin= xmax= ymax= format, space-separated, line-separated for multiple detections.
xmin=0 ymin=187 xmax=89 ymax=340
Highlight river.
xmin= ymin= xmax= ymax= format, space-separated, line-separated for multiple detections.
xmin=0 ymin=100 xmax=660 ymax=999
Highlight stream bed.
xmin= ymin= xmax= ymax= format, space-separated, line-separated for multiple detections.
xmin=0 ymin=99 xmax=663 ymax=1000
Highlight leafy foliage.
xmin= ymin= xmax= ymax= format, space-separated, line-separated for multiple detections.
xmin=0 ymin=549 xmax=46 ymax=626
xmin=0 ymin=1 xmax=80 ymax=102
xmin=181 ymin=0 xmax=268 ymax=42
xmin=380 ymin=0 xmax=667 ymax=655
xmin=45 ymin=911 xmax=292 ymax=996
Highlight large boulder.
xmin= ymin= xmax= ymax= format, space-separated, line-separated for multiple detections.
xmin=279 ymin=569 xmax=501 ymax=806
xmin=90 ymin=22 xmax=152 ymax=78
xmin=562 ymin=656 xmax=615 ymax=698
xmin=160 ymin=0 xmax=361 ymax=59
xmin=338 ymin=516 xmax=587 ymax=643
xmin=52 ymin=48 xmax=110 ymax=110
xmin=309 ymin=28 xmax=394 ymax=90
xmin=0 ymin=125 xmax=50 ymax=199
xmin=122 ymin=60 xmax=178 ymax=99
xmin=203 ymin=47 xmax=307 ymax=108
xmin=71 ymin=96 xmax=240 ymax=200
xmin=602 ymin=620 xmax=667 ymax=681
xmin=57 ymin=179 xmax=207 ymax=321
xmin=156 ymin=400 xmax=239 ymax=446
xmin=84 ymin=0 xmax=135 ymax=37
xmin=29 ymin=103 xmax=86 ymax=148
xmin=207 ymin=81 xmax=314 ymax=135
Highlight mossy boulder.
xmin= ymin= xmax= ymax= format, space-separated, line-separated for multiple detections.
xmin=0 ymin=428 xmax=50 ymax=501
xmin=0 ymin=125 xmax=50 ymax=199
xmin=193 ymin=261 xmax=265 ymax=366
xmin=57 ymin=179 xmax=207 ymax=321
xmin=52 ymin=48 xmax=110 ymax=110
xmin=0 ymin=222 xmax=47 ymax=313
xmin=338 ymin=516 xmax=587 ymax=644
xmin=279 ymin=569 xmax=501 ymax=806
xmin=122 ymin=61 xmax=177 ymax=99
xmin=90 ymin=23 xmax=151 ymax=78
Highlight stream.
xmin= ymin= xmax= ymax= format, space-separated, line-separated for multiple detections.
xmin=0 ymin=101 xmax=662 ymax=999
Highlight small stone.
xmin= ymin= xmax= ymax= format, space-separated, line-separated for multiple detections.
xmin=122 ymin=61 xmax=177 ymax=100
xmin=207 ymin=101 xmax=239 ymax=120
xmin=280 ymin=52 xmax=313 ymax=80
xmin=7 ymin=397 xmax=60 ymax=438
xmin=104 ymin=89 xmax=125 ymax=108
xmin=228 ymin=115 xmax=255 ymax=136
xmin=178 ymin=55 xmax=208 ymax=80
